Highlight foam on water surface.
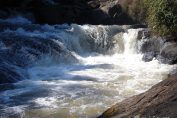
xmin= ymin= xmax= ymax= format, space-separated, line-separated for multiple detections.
xmin=0 ymin=23 xmax=176 ymax=118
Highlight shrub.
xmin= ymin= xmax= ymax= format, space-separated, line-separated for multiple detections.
xmin=119 ymin=0 xmax=177 ymax=37
xmin=144 ymin=0 xmax=177 ymax=37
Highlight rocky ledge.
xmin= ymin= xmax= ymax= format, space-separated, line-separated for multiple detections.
xmin=140 ymin=36 xmax=177 ymax=64
xmin=98 ymin=73 xmax=177 ymax=118
xmin=0 ymin=0 xmax=137 ymax=25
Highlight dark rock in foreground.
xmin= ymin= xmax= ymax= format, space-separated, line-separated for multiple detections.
xmin=98 ymin=73 xmax=177 ymax=118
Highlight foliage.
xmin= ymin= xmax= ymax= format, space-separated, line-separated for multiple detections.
xmin=144 ymin=0 xmax=177 ymax=36
xmin=119 ymin=0 xmax=177 ymax=37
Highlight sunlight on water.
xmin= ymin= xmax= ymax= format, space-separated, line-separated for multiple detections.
xmin=0 ymin=23 xmax=176 ymax=118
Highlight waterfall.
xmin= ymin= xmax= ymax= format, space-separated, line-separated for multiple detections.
xmin=123 ymin=29 xmax=141 ymax=54
xmin=0 ymin=20 xmax=176 ymax=118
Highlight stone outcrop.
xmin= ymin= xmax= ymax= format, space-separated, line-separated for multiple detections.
xmin=158 ymin=42 xmax=177 ymax=64
xmin=98 ymin=73 xmax=177 ymax=118
xmin=0 ymin=0 xmax=136 ymax=25
xmin=139 ymin=36 xmax=177 ymax=64
xmin=140 ymin=37 xmax=163 ymax=62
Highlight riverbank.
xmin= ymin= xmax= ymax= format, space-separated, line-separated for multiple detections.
xmin=98 ymin=72 xmax=177 ymax=118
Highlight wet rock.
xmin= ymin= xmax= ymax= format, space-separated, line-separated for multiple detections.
xmin=142 ymin=52 xmax=156 ymax=62
xmin=139 ymin=37 xmax=177 ymax=64
xmin=98 ymin=73 xmax=177 ymax=118
xmin=0 ymin=63 xmax=26 ymax=84
xmin=0 ymin=83 xmax=15 ymax=91
xmin=136 ymin=29 xmax=150 ymax=40
xmin=0 ymin=33 xmax=77 ymax=63
xmin=139 ymin=37 xmax=163 ymax=62
xmin=0 ymin=30 xmax=77 ymax=84
xmin=139 ymin=38 xmax=162 ymax=53
xmin=158 ymin=42 xmax=177 ymax=64
xmin=129 ymin=24 xmax=147 ymax=29
xmin=89 ymin=0 xmax=136 ymax=25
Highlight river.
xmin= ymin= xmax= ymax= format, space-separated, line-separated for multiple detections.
xmin=0 ymin=17 xmax=176 ymax=118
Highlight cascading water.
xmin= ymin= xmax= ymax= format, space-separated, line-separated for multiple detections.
xmin=0 ymin=18 xmax=176 ymax=118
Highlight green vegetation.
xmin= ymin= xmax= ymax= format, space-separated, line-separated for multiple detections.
xmin=120 ymin=0 xmax=177 ymax=37
xmin=144 ymin=0 xmax=177 ymax=36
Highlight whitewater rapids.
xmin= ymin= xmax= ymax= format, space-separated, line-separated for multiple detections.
xmin=0 ymin=18 xmax=176 ymax=118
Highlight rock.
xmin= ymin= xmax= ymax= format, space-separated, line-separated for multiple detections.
xmin=129 ymin=24 xmax=147 ymax=29
xmin=87 ymin=0 xmax=100 ymax=9
xmin=139 ymin=38 xmax=162 ymax=53
xmin=139 ymin=37 xmax=177 ymax=64
xmin=136 ymin=29 xmax=150 ymax=40
xmin=158 ymin=42 xmax=177 ymax=64
xmin=0 ymin=0 xmax=138 ymax=25
xmin=98 ymin=73 xmax=177 ymax=118
xmin=138 ymin=37 xmax=163 ymax=62
xmin=142 ymin=52 xmax=156 ymax=62
xmin=88 ymin=0 xmax=136 ymax=25
xmin=0 ymin=30 xmax=76 ymax=84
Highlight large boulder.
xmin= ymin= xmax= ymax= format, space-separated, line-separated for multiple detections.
xmin=139 ymin=37 xmax=162 ymax=54
xmin=98 ymin=73 xmax=177 ymax=118
xmin=139 ymin=36 xmax=177 ymax=64
xmin=0 ymin=32 xmax=77 ymax=64
xmin=140 ymin=38 xmax=163 ymax=62
xmin=158 ymin=42 xmax=177 ymax=64
xmin=99 ymin=0 xmax=135 ymax=25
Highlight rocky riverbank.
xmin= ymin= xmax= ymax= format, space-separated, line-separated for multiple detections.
xmin=140 ymin=35 xmax=177 ymax=64
xmin=98 ymin=72 xmax=177 ymax=118
xmin=98 ymin=31 xmax=177 ymax=118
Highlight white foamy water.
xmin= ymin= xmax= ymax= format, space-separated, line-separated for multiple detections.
xmin=0 ymin=24 xmax=176 ymax=118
